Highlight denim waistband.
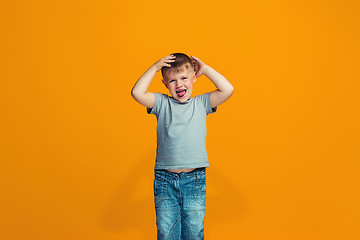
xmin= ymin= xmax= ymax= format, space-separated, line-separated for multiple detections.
xmin=155 ymin=167 xmax=206 ymax=179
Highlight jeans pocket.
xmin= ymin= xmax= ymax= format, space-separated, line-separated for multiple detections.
xmin=154 ymin=176 xmax=166 ymax=208
xmin=193 ymin=175 xmax=206 ymax=205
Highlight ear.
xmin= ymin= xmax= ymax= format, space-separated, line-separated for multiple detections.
xmin=192 ymin=72 xmax=197 ymax=83
xmin=162 ymin=79 xmax=168 ymax=88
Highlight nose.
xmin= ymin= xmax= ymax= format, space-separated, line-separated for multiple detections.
xmin=176 ymin=81 xmax=183 ymax=88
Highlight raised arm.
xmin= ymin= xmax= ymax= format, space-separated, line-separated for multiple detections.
xmin=131 ymin=55 xmax=176 ymax=108
xmin=191 ymin=56 xmax=234 ymax=108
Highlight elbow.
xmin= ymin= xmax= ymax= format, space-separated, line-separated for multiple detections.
xmin=131 ymin=86 xmax=140 ymax=98
xmin=226 ymin=85 xmax=235 ymax=98
xmin=229 ymin=85 xmax=235 ymax=95
xmin=131 ymin=88 xmax=136 ymax=98
xmin=131 ymin=88 xmax=135 ymax=99
xmin=131 ymin=88 xmax=140 ymax=101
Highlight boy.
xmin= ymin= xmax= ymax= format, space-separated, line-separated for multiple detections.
xmin=131 ymin=53 xmax=234 ymax=239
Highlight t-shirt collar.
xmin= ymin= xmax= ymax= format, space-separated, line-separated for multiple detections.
xmin=170 ymin=96 xmax=192 ymax=104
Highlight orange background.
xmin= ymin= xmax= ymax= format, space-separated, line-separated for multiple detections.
xmin=1 ymin=0 xmax=359 ymax=239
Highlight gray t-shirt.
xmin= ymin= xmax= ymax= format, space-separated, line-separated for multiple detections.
xmin=147 ymin=92 xmax=217 ymax=170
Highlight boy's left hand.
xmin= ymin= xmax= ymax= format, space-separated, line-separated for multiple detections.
xmin=191 ymin=56 xmax=208 ymax=78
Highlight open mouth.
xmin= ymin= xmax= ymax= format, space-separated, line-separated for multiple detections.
xmin=176 ymin=89 xmax=187 ymax=98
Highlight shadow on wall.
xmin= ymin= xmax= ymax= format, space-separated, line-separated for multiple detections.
xmin=102 ymin=151 xmax=156 ymax=237
xmin=102 ymin=153 xmax=247 ymax=238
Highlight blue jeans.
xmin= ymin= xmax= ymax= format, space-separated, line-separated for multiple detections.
xmin=154 ymin=167 xmax=206 ymax=240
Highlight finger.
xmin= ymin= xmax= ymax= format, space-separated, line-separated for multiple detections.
xmin=163 ymin=56 xmax=175 ymax=60
xmin=191 ymin=58 xmax=197 ymax=65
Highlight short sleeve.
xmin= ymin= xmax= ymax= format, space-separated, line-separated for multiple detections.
xmin=147 ymin=93 xmax=166 ymax=116
xmin=197 ymin=92 xmax=217 ymax=115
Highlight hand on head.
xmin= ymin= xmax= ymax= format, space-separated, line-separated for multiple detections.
xmin=153 ymin=55 xmax=176 ymax=72
xmin=191 ymin=56 xmax=207 ymax=78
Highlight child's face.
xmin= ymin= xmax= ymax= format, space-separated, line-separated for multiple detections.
xmin=162 ymin=64 xmax=197 ymax=103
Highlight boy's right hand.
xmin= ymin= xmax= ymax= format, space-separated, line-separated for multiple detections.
xmin=152 ymin=55 xmax=176 ymax=72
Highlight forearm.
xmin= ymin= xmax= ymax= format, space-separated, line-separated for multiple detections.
xmin=131 ymin=65 xmax=157 ymax=96
xmin=203 ymin=65 xmax=234 ymax=94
